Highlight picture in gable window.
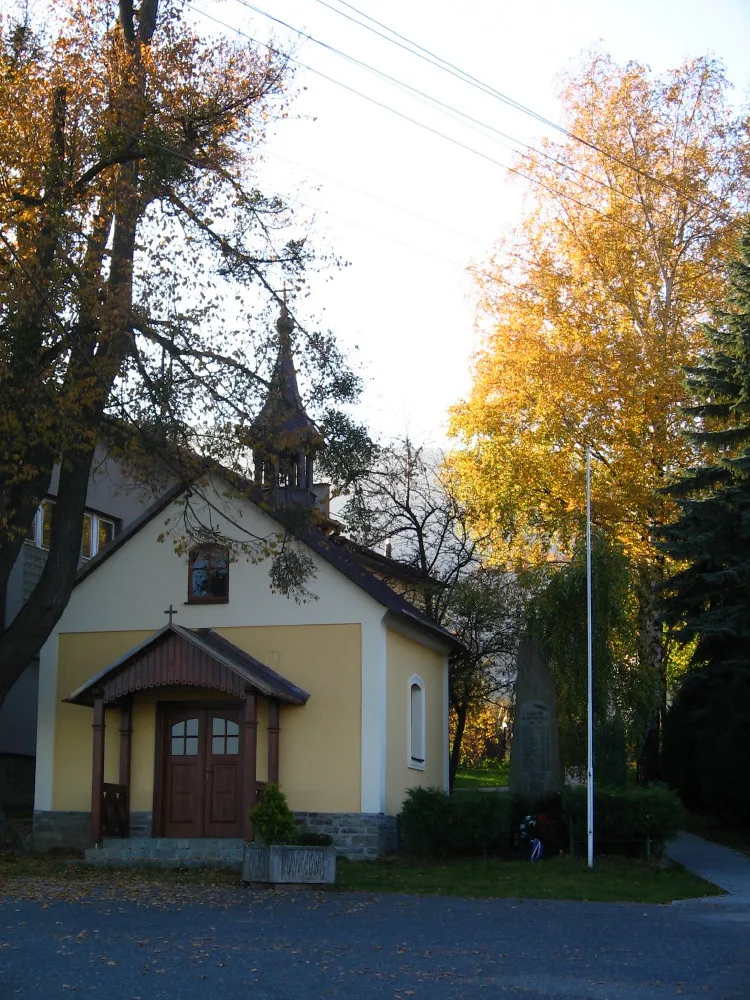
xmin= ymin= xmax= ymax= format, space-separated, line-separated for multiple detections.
xmin=189 ymin=545 xmax=229 ymax=602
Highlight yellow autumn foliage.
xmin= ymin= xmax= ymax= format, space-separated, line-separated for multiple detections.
xmin=450 ymin=53 xmax=750 ymax=566
xmin=450 ymin=700 xmax=510 ymax=769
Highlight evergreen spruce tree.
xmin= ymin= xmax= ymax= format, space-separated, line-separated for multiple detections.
xmin=660 ymin=226 xmax=750 ymax=673
xmin=661 ymin=226 xmax=750 ymax=824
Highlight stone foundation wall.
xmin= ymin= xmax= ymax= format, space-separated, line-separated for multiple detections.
xmin=294 ymin=811 xmax=398 ymax=860
xmin=34 ymin=809 xmax=398 ymax=859
xmin=33 ymin=810 xmax=153 ymax=852
xmin=129 ymin=812 xmax=153 ymax=838
xmin=33 ymin=811 xmax=90 ymax=852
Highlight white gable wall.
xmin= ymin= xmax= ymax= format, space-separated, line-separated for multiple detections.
xmin=35 ymin=480 xmax=389 ymax=813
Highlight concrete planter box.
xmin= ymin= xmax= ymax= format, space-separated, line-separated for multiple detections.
xmin=242 ymin=843 xmax=337 ymax=885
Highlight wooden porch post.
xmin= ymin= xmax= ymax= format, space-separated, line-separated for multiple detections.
xmin=119 ymin=699 xmax=133 ymax=837
xmin=119 ymin=699 xmax=133 ymax=787
xmin=267 ymin=699 xmax=280 ymax=785
xmin=91 ymin=691 xmax=105 ymax=846
xmin=242 ymin=688 xmax=258 ymax=841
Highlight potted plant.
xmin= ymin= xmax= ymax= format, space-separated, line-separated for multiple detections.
xmin=242 ymin=784 xmax=337 ymax=885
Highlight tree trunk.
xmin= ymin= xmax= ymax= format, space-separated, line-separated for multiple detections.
xmin=636 ymin=563 xmax=666 ymax=783
xmin=0 ymin=446 xmax=96 ymax=706
xmin=449 ymin=698 xmax=469 ymax=791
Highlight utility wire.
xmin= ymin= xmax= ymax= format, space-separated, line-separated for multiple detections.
xmin=182 ymin=1 xmax=648 ymax=237
xmin=229 ymin=0 xmax=651 ymax=213
xmin=229 ymin=0 xmax=653 ymax=213
xmin=214 ymin=146 xmax=530 ymax=262
xmin=314 ymin=0 xmax=735 ymax=216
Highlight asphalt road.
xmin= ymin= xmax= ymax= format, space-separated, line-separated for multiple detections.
xmin=0 ymin=889 xmax=747 ymax=1000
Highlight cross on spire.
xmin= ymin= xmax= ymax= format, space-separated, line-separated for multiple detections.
xmin=164 ymin=604 xmax=178 ymax=625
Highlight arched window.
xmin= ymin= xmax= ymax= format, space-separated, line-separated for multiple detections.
xmin=408 ymin=675 xmax=425 ymax=769
xmin=188 ymin=545 xmax=229 ymax=603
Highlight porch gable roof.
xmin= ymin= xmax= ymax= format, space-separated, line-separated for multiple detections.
xmin=64 ymin=624 xmax=310 ymax=707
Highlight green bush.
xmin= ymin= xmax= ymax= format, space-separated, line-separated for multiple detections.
xmin=562 ymin=784 xmax=684 ymax=853
xmin=251 ymin=784 xmax=297 ymax=845
xmin=399 ymin=787 xmax=450 ymax=856
xmin=399 ymin=786 xmax=515 ymax=858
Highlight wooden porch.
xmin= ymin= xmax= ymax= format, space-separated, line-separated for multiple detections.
xmin=65 ymin=624 xmax=309 ymax=846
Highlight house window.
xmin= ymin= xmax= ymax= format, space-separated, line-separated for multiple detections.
xmin=188 ymin=545 xmax=229 ymax=603
xmin=26 ymin=501 xmax=116 ymax=559
xmin=81 ymin=512 xmax=116 ymax=561
xmin=409 ymin=675 xmax=425 ymax=770
xmin=26 ymin=499 xmax=54 ymax=548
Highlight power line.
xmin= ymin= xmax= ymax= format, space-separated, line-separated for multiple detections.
xmin=314 ymin=0 xmax=732 ymax=214
xmin=264 ymin=150 xmax=500 ymax=254
xmin=126 ymin=122 xmax=525 ymax=275
xmin=182 ymin=1 xmax=647 ymax=237
xmin=228 ymin=0 xmax=651 ymax=213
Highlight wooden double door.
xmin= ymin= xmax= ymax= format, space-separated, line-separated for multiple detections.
xmin=159 ymin=705 xmax=243 ymax=838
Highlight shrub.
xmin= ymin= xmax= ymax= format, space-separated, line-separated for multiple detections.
xmin=251 ymin=784 xmax=297 ymax=845
xmin=562 ymin=784 xmax=684 ymax=854
xmin=399 ymin=786 xmax=515 ymax=858
xmin=399 ymin=787 xmax=451 ymax=857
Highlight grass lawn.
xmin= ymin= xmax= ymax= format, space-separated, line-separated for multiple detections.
xmin=334 ymin=854 xmax=721 ymax=904
xmin=0 ymin=849 xmax=720 ymax=905
xmin=454 ymin=761 xmax=509 ymax=788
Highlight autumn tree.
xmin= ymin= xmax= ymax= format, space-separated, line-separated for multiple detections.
xmin=450 ymin=53 xmax=750 ymax=775
xmin=343 ymin=439 xmax=525 ymax=785
xmin=445 ymin=567 xmax=523 ymax=786
xmin=0 ymin=0 xmax=364 ymax=706
xmin=449 ymin=699 xmax=511 ymax=770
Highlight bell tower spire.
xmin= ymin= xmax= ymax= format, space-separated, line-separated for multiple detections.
xmin=249 ymin=304 xmax=323 ymax=505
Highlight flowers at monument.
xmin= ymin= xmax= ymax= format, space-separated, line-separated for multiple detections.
xmin=518 ymin=813 xmax=561 ymax=859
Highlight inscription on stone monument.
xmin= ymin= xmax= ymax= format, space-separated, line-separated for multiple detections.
xmin=509 ymin=639 xmax=563 ymax=802
xmin=519 ymin=701 xmax=552 ymax=788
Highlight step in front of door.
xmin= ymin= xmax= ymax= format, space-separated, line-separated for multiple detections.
xmin=85 ymin=837 xmax=245 ymax=869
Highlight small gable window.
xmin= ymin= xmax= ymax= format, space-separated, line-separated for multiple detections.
xmin=81 ymin=512 xmax=116 ymax=561
xmin=188 ymin=545 xmax=229 ymax=603
xmin=26 ymin=499 xmax=54 ymax=549
xmin=409 ymin=675 xmax=425 ymax=770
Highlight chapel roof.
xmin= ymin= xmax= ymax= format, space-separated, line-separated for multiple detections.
xmin=65 ymin=623 xmax=310 ymax=706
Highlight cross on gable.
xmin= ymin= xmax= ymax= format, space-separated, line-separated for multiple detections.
xmin=164 ymin=604 xmax=178 ymax=625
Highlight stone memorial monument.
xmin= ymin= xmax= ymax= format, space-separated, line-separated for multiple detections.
xmin=509 ymin=638 xmax=563 ymax=803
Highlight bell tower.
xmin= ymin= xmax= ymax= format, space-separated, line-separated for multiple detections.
xmin=249 ymin=305 xmax=323 ymax=506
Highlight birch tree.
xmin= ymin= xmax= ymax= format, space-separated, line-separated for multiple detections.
xmin=449 ymin=53 xmax=750 ymax=776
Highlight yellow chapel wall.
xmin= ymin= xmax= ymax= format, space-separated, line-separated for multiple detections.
xmin=384 ymin=628 xmax=447 ymax=815
xmin=52 ymin=623 xmax=361 ymax=815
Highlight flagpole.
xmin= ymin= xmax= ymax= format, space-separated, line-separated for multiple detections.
xmin=586 ymin=444 xmax=594 ymax=868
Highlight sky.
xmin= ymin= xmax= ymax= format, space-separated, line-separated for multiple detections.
xmin=191 ymin=0 xmax=750 ymax=447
